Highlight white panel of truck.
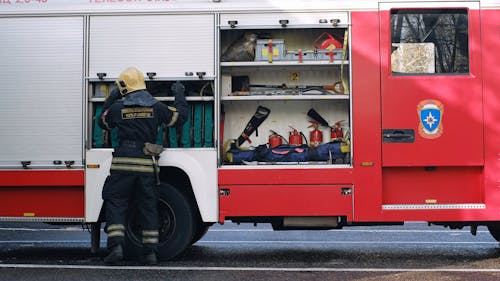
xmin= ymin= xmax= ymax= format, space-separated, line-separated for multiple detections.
xmin=89 ymin=14 xmax=215 ymax=79
xmin=220 ymin=12 xmax=349 ymax=28
xmin=0 ymin=17 xmax=84 ymax=168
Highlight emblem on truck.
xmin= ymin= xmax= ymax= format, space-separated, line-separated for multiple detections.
xmin=417 ymin=100 xmax=444 ymax=139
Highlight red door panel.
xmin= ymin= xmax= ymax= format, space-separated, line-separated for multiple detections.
xmin=219 ymin=185 xmax=353 ymax=222
xmin=382 ymin=166 xmax=483 ymax=205
xmin=380 ymin=4 xmax=483 ymax=167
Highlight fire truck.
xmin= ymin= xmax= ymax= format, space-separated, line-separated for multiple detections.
xmin=1 ymin=0 xmax=500 ymax=260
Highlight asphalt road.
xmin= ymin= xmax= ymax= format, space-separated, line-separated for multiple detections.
xmin=1 ymin=222 xmax=500 ymax=280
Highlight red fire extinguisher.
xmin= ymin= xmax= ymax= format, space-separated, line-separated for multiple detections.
xmin=288 ymin=126 xmax=303 ymax=146
xmin=313 ymin=32 xmax=343 ymax=50
xmin=331 ymin=120 xmax=345 ymax=141
xmin=268 ymin=130 xmax=285 ymax=148
xmin=309 ymin=121 xmax=323 ymax=147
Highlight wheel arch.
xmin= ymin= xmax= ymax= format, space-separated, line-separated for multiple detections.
xmin=159 ymin=166 xmax=199 ymax=215
xmin=158 ymin=149 xmax=218 ymax=223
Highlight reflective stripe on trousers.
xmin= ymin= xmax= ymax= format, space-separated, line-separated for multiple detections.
xmin=107 ymin=224 xmax=125 ymax=238
xmin=142 ymin=230 xmax=159 ymax=244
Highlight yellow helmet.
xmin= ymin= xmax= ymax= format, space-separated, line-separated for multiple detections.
xmin=116 ymin=67 xmax=146 ymax=96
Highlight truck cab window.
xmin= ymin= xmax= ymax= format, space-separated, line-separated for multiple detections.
xmin=390 ymin=9 xmax=469 ymax=75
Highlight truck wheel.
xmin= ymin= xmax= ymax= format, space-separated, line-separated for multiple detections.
xmin=124 ymin=182 xmax=195 ymax=261
xmin=191 ymin=222 xmax=210 ymax=245
xmin=488 ymin=224 xmax=500 ymax=242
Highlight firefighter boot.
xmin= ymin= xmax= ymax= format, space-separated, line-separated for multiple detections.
xmin=141 ymin=250 xmax=158 ymax=265
xmin=104 ymin=244 xmax=123 ymax=265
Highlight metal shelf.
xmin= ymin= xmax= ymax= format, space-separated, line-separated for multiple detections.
xmin=221 ymin=94 xmax=349 ymax=101
xmin=87 ymin=77 xmax=215 ymax=82
xmin=220 ymin=60 xmax=348 ymax=67
xmin=90 ymin=96 xmax=215 ymax=102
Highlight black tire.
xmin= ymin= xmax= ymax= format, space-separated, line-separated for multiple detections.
xmin=124 ymin=183 xmax=195 ymax=260
xmin=488 ymin=224 xmax=500 ymax=242
xmin=191 ymin=222 xmax=211 ymax=245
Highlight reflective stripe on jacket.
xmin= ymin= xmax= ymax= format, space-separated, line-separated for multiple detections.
xmin=110 ymin=157 xmax=154 ymax=173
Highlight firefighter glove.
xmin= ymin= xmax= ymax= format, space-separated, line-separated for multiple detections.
xmin=109 ymin=88 xmax=121 ymax=100
xmin=103 ymin=88 xmax=121 ymax=111
xmin=171 ymin=81 xmax=185 ymax=96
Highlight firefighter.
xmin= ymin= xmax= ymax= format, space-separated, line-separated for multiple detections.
xmin=99 ymin=67 xmax=187 ymax=265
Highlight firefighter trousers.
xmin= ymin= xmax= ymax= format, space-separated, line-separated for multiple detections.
xmin=102 ymin=172 xmax=159 ymax=253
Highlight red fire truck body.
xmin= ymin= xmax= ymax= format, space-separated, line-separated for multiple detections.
xmin=219 ymin=5 xmax=500 ymax=224
xmin=1 ymin=0 xmax=500 ymax=259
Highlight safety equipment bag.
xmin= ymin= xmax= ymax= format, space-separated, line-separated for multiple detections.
xmin=226 ymin=142 xmax=347 ymax=164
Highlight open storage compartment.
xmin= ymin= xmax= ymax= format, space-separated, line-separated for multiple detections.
xmin=219 ymin=12 xmax=351 ymax=166
xmin=88 ymin=79 xmax=215 ymax=149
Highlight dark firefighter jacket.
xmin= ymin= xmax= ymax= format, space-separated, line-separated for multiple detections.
xmin=98 ymin=89 xmax=187 ymax=161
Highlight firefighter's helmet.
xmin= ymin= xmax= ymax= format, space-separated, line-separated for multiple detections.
xmin=116 ymin=67 xmax=146 ymax=96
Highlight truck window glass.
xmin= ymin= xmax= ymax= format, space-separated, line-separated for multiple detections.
xmin=390 ymin=9 xmax=469 ymax=75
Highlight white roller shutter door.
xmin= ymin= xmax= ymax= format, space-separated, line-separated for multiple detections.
xmin=220 ymin=12 xmax=349 ymax=28
xmin=0 ymin=17 xmax=84 ymax=168
xmin=89 ymin=14 xmax=215 ymax=79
